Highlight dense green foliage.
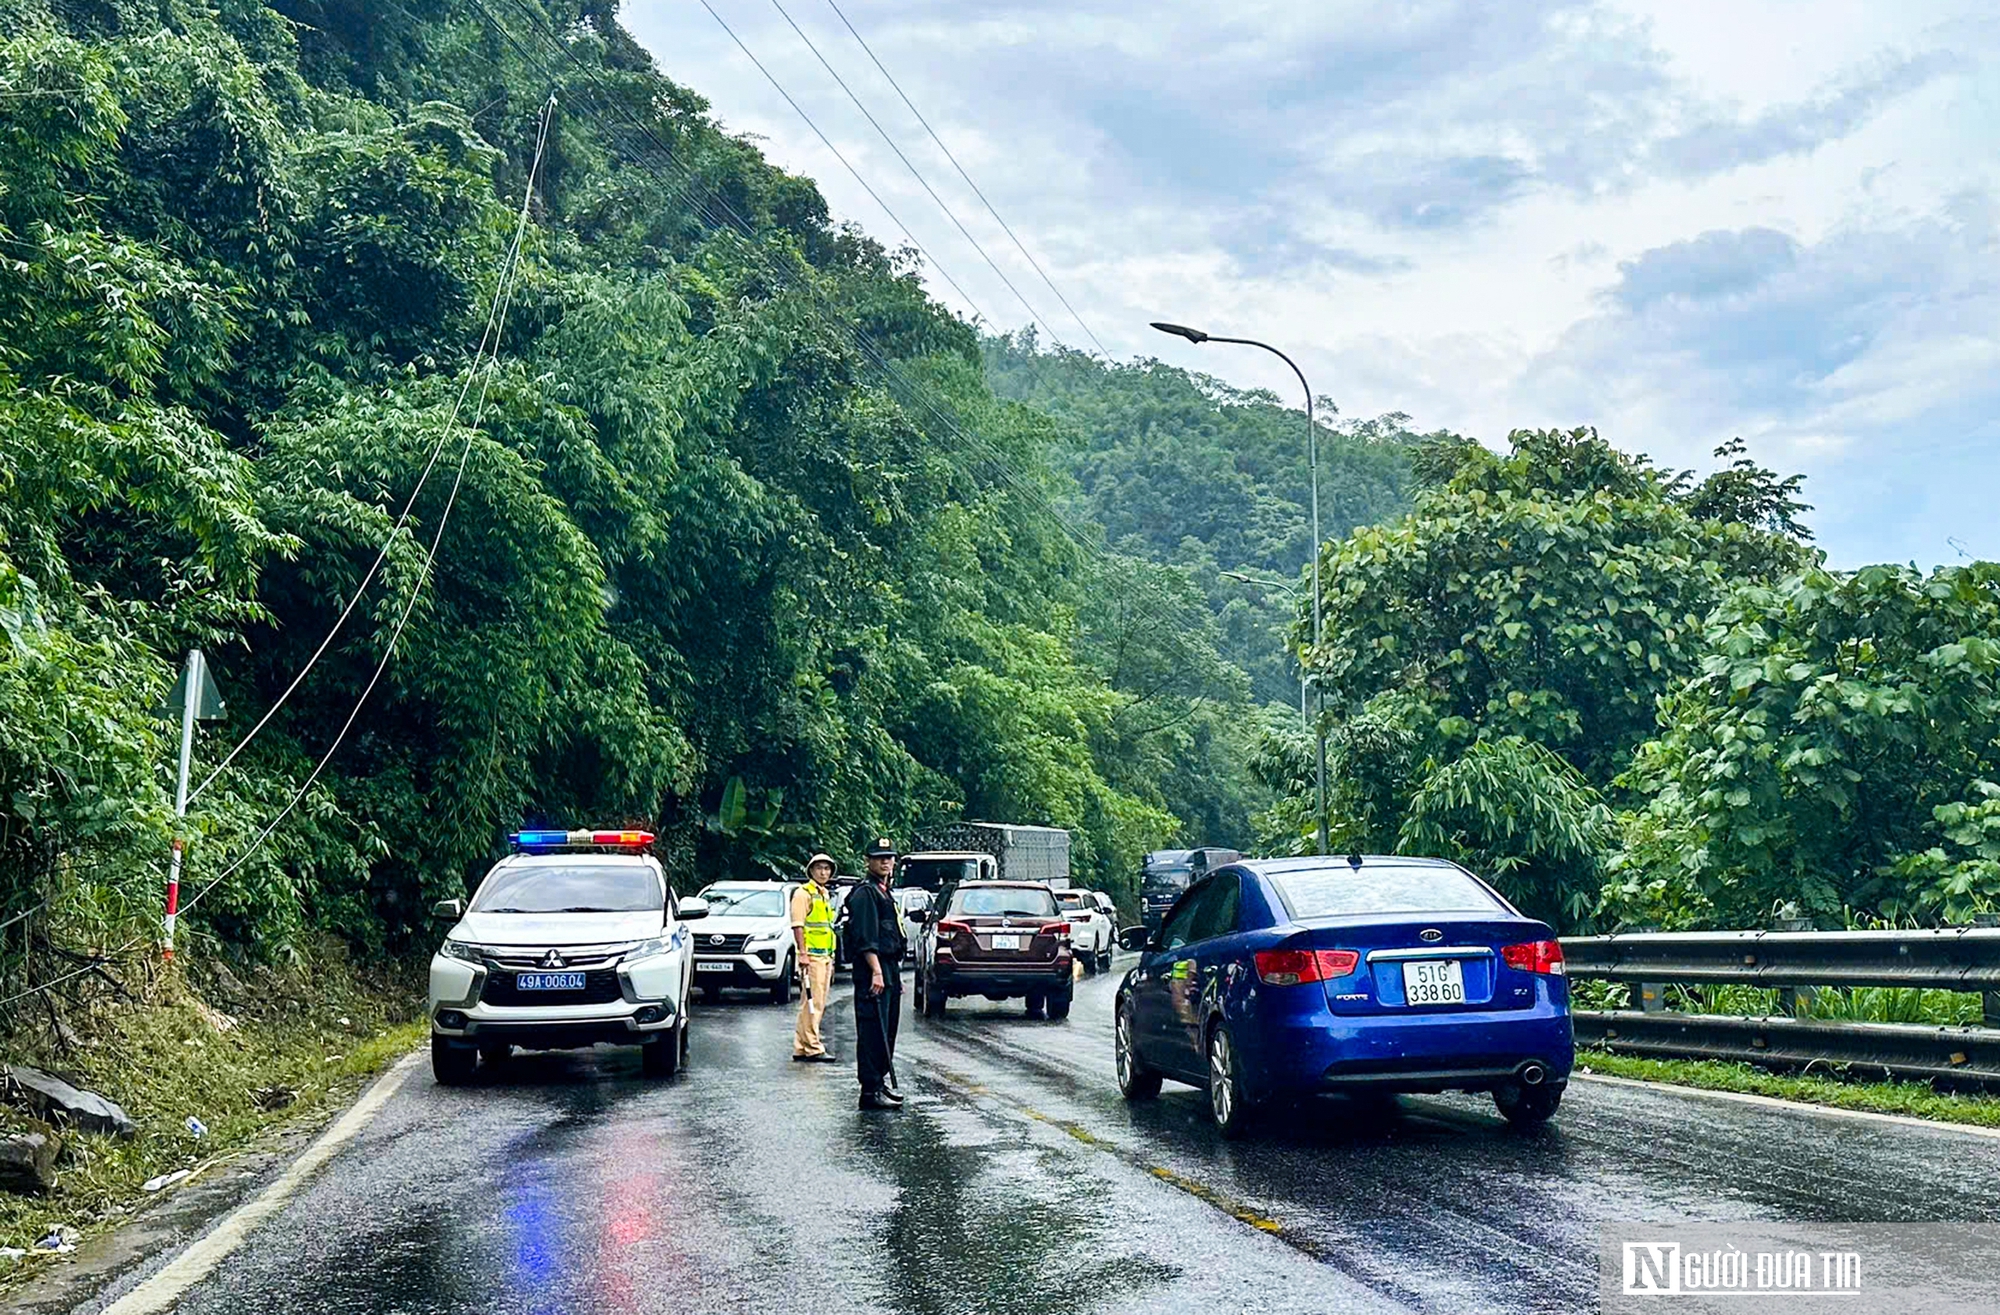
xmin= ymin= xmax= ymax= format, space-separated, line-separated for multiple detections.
xmin=1294 ymin=428 xmax=1813 ymax=924
xmin=1296 ymin=426 xmax=2000 ymax=933
xmin=4 ymin=0 xmax=1994 ymax=1016
xmin=1610 ymin=563 xmax=2000 ymax=928
xmin=0 ymin=0 xmax=1257 ymax=991
xmin=984 ymin=332 xmax=1420 ymax=707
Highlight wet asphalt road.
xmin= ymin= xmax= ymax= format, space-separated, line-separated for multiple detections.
xmin=71 ymin=956 xmax=2000 ymax=1315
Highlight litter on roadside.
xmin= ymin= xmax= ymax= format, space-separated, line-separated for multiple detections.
xmin=184 ymin=1116 xmax=208 ymax=1138
xmin=142 ymin=1169 xmax=192 ymax=1192
xmin=33 ymin=1226 xmax=77 ymax=1253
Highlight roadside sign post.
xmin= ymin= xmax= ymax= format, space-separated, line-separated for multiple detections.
xmin=160 ymin=650 xmax=223 ymax=961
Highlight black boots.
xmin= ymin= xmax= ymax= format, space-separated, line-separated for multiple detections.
xmin=858 ymin=1088 xmax=902 ymax=1111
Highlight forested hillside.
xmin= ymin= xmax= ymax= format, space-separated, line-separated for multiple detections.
xmin=0 ymin=0 xmax=1259 ymax=997
xmin=3 ymin=0 xmax=1995 ymax=1031
xmin=984 ymin=332 xmax=1424 ymax=708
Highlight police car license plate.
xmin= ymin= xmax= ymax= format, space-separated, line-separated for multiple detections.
xmin=989 ymin=934 xmax=1020 ymax=950
xmin=1401 ymin=960 xmax=1466 ymax=1005
xmin=695 ymin=961 xmax=732 ymax=973
xmin=517 ymin=972 xmax=587 ymax=991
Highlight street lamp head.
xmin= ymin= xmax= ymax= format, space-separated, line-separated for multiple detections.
xmin=1150 ymin=321 xmax=1209 ymax=344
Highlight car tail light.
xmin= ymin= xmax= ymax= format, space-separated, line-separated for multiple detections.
xmin=1254 ymin=950 xmax=1315 ymax=985
xmin=936 ymin=920 xmax=972 ymax=937
xmin=1039 ymin=921 xmax=1070 ymax=937
xmin=1255 ymin=947 xmax=1362 ymax=985
xmin=1501 ymin=939 xmax=1566 ymax=975
xmin=1315 ymin=949 xmax=1360 ymax=978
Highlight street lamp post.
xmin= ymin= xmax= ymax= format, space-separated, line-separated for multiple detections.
xmin=1219 ymin=571 xmax=1308 ymax=723
xmin=1157 ymin=321 xmax=1329 ymax=856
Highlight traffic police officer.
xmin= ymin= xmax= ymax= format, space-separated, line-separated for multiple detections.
xmin=790 ymin=852 xmax=840 ymax=1063
xmin=848 ymin=836 xmax=906 ymax=1110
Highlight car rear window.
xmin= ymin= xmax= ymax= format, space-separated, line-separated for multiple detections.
xmin=472 ymin=861 xmax=661 ymax=913
xmin=1057 ymin=892 xmax=1088 ymax=910
xmin=949 ymin=886 xmax=1057 ymax=918
xmin=1267 ymin=865 xmax=1503 ymax=919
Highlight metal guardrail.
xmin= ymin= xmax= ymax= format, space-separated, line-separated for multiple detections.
xmin=1563 ymin=928 xmax=2000 ymax=1089
xmin=1562 ymin=928 xmax=2000 ymax=992
xmin=1571 ymin=1012 xmax=2000 ymax=1088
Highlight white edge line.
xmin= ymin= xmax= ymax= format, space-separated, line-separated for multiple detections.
xmin=100 ymin=1052 xmax=422 ymax=1314
xmin=1575 ymin=1072 xmax=2000 ymax=1139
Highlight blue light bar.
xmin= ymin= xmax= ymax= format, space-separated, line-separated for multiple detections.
xmin=508 ymin=828 xmax=656 ymax=851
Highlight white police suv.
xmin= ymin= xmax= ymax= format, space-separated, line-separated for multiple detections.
xmin=427 ymin=830 xmax=708 ymax=1084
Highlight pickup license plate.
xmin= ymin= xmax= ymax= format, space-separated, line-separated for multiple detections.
xmin=695 ymin=961 xmax=733 ymax=973
xmin=1401 ymin=959 xmax=1466 ymax=1005
xmin=516 ymin=971 xmax=587 ymax=991
xmin=989 ymin=934 xmax=1020 ymax=950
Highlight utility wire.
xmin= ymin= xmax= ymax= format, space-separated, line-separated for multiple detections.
xmin=475 ymin=0 xmax=1115 ymax=562
xmin=693 ymin=0 xmax=998 ymax=328
xmin=176 ymin=97 xmax=556 ymax=923
xmin=185 ymin=225 xmax=533 ymax=807
xmin=820 ymin=0 xmax=1111 ymax=359
xmin=0 ymin=98 xmax=556 ymax=1001
xmin=766 ymin=0 xmax=1074 ymax=355
xmin=0 ymin=937 xmax=144 ymax=1010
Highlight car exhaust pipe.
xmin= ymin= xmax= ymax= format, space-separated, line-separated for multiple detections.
xmin=1519 ymin=1062 xmax=1547 ymax=1087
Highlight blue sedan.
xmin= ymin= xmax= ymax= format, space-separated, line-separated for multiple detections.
xmin=1114 ymin=855 xmax=1573 ymax=1137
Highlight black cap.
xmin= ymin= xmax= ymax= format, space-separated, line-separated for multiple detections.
xmin=865 ymin=836 xmax=898 ymax=859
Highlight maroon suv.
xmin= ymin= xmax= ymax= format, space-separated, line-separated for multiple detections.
xmin=914 ymin=881 xmax=1074 ymax=1020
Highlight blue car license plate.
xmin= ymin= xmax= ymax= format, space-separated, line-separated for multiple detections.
xmin=516 ymin=971 xmax=587 ymax=991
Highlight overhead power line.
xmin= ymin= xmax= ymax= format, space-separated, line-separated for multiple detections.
xmin=694 ymin=0 xmax=997 ymax=328
xmin=0 ymin=98 xmax=557 ymax=1006
xmin=766 ymin=0 xmax=1075 ymax=355
xmin=186 ymin=235 xmax=532 ymax=808
xmin=820 ymin=0 xmax=1112 ymax=359
xmin=472 ymin=0 xmax=1116 ymax=562
xmin=175 ymin=97 xmax=558 ymax=924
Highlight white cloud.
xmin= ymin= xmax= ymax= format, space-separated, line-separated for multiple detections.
xmin=620 ymin=0 xmax=2000 ymax=566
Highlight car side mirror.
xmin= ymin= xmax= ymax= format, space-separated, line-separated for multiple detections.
xmin=432 ymin=898 xmax=464 ymax=920
xmin=678 ymin=897 xmax=710 ymax=921
xmin=1117 ymin=925 xmax=1151 ymax=952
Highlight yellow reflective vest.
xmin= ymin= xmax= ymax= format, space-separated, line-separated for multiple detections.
xmin=800 ymin=881 xmax=836 ymax=956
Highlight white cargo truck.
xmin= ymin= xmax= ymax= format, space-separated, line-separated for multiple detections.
xmin=898 ymin=822 xmax=1071 ymax=891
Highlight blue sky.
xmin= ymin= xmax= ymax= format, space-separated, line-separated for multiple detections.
xmin=624 ymin=0 xmax=1999 ymax=567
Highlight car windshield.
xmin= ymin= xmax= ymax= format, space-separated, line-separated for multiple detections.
xmin=471 ymin=862 xmax=660 ymax=913
xmin=1268 ymin=866 xmax=1504 ymax=919
xmin=698 ymin=887 xmax=785 ymax=917
xmin=1142 ymin=867 xmax=1190 ymax=895
xmin=898 ymin=858 xmax=978 ymax=890
xmin=950 ymin=886 xmax=1057 ymax=918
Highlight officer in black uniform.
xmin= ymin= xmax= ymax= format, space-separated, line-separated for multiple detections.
xmin=849 ymin=836 xmax=907 ymax=1111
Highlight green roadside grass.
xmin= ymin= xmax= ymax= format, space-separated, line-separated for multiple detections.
xmin=1579 ymin=1048 xmax=2000 ymax=1129
xmin=1 ymin=953 xmax=425 ymax=1276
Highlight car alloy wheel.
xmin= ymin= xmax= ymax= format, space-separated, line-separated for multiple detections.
xmin=1116 ymin=1002 xmax=1160 ymax=1100
xmin=1208 ymin=1024 xmax=1251 ymax=1138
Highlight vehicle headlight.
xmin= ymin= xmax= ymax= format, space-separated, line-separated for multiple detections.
xmin=623 ymin=936 xmax=672 ymax=962
xmin=746 ymin=930 xmax=783 ymax=945
xmin=441 ymin=940 xmax=484 ymax=964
